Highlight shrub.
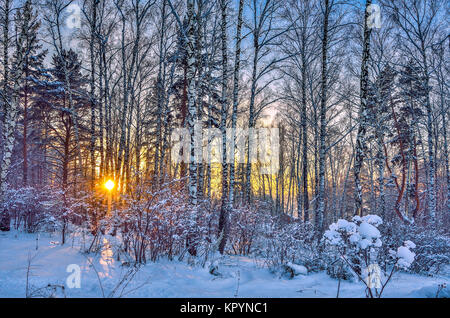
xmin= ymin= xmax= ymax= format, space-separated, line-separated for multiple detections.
xmin=323 ymin=215 xmax=416 ymax=298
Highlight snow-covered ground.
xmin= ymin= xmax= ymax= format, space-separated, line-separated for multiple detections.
xmin=0 ymin=230 xmax=448 ymax=298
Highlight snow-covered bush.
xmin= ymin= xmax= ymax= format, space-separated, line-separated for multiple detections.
xmin=118 ymin=186 xmax=186 ymax=263
xmin=252 ymin=215 xmax=321 ymax=275
xmin=113 ymin=181 xmax=214 ymax=264
xmin=380 ymin=219 xmax=450 ymax=275
xmin=407 ymin=229 xmax=449 ymax=275
xmin=2 ymin=187 xmax=61 ymax=233
xmin=260 ymin=221 xmax=303 ymax=272
xmin=323 ymin=215 xmax=416 ymax=297
xmin=228 ymin=203 xmax=269 ymax=255
xmin=1 ymin=186 xmax=104 ymax=245
xmin=392 ymin=240 xmax=416 ymax=269
xmin=323 ymin=215 xmax=382 ymax=281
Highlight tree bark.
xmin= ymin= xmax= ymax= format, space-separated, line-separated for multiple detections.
xmin=353 ymin=0 xmax=372 ymax=217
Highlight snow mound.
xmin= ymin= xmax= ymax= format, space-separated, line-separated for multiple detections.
xmin=397 ymin=245 xmax=416 ymax=269
xmin=361 ymin=215 xmax=383 ymax=226
xmin=286 ymin=262 xmax=308 ymax=275
xmin=359 ymin=222 xmax=380 ymax=239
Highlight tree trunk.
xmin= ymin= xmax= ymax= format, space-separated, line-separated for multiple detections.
xmin=218 ymin=0 xmax=229 ymax=254
xmin=353 ymin=0 xmax=372 ymax=217
xmin=316 ymin=0 xmax=330 ymax=236
xmin=228 ymin=0 xmax=244 ymax=208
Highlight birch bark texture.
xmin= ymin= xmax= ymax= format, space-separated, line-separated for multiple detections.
xmin=353 ymin=0 xmax=373 ymax=217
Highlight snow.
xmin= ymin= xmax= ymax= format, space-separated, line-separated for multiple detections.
xmin=324 ymin=215 xmax=382 ymax=249
xmin=361 ymin=215 xmax=383 ymax=226
xmin=359 ymin=222 xmax=380 ymax=240
xmin=285 ymin=262 xmax=308 ymax=276
xmin=359 ymin=238 xmax=371 ymax=250
xmin=397 ymin=246 xmax=416 ymax=269
xmin=0 ymin=230 xmax=448 ymax=298
xmin=404 ymin=240 xmax=416 ymax=249
xmin=336 ymin=219 xmax=357 ymax=232
xmin=323 ymin=228 xmax=342 ymax=245
xmin=358 ymin=222 xmax=381 ymax=249
xmin=349 ymin=233 xmax=361 ymax=244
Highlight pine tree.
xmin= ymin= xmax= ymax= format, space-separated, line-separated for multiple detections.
xmin=34 ymin=50 xmax=88 ymax=191
xmin=369 ymin=65 xmax=396 ymax=220
xmin=14 ymin=0 xmax=47 ymax=187
xmin=397 ymin=61 xmax=426 ymax=220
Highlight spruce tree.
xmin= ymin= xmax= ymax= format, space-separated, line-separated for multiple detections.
xmin=14 ymin=0 xmax=47 ymax=186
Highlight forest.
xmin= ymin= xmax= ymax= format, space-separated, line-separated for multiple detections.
xmin=0 ymin=0 xmax=448 ymax=298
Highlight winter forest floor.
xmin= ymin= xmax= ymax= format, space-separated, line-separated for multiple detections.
xmin=0 ymin=230 xmax=448 ymax=298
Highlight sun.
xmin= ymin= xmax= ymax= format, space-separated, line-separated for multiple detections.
xmin=105 ymin=179 xmax=115 ymax=191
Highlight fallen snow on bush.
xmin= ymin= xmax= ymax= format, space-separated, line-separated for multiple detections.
xmin=395 ymin=243 xmax=416 ymax=270
xmin=324 ymin=215 xmax=383 ymax=250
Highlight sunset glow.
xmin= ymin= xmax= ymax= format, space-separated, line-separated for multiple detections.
xmin=105 ymin=180 xmax=115 ymax=191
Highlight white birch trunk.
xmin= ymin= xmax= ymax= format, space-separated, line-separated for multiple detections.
xmin=353 ymin=0 xmax=372 ymax=217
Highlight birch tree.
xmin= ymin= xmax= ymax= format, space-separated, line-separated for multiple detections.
xmin=244 ymin=0 xmax=289 ymax=202
xmin=0 ymin=0 xmax=16 ymax=231
xmin=217 ymin=0 xmax=229 ymax=254
xmin=228 ymin=0 xmax=244 ymax=208
xmin=315 ymin=0 xmax=331 ymax=235
xmin=83 ymin=0 xmax=99 ymax=189
xmin=353 ymin=0 xmax=373 ymax=217
xmin=281 ymin=0 xmax=321 ymax=220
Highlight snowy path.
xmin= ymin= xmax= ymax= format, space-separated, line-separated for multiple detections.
xmin=0 ymin=230 xmax=448 ymax=298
